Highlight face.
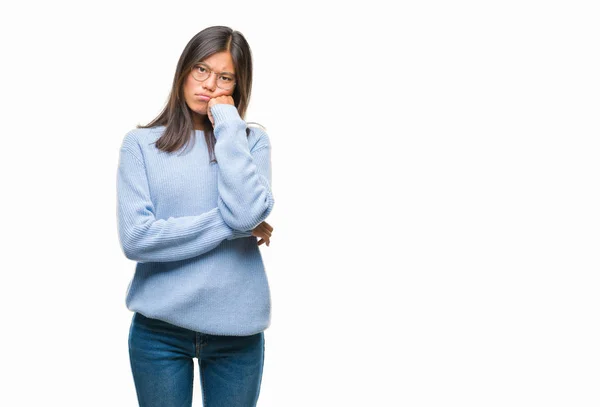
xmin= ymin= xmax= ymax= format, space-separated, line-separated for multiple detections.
xmin=183 ymin=51 xmax=236 ymax=122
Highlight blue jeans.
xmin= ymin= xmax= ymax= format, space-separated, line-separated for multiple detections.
xmin=128 ymin=312 xmax=265 ymax=407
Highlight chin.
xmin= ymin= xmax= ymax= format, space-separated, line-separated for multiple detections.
xmin=190 ymin=105 xmax=207 ymax=115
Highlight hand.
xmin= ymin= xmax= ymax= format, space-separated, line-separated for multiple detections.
xmin=252 ymin=221 xmax=274 ymax=247
xmin=207 ymin=95 xmax=235 ymax=127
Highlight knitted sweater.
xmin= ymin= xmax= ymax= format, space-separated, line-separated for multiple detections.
xmin=116 ymin=104 xmax=274 ymax=336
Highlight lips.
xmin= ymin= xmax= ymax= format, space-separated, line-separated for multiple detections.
xmin=196 ymin=94 xmax=210 ymax=102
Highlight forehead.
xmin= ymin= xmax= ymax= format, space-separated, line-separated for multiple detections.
xmin=200 ymin=51 xmax=235 ymax=72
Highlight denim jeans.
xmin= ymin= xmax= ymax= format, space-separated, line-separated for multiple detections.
xmin=128 ymin=312 xmax=265 ymax=407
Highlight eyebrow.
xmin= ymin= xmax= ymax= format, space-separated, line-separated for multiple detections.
xmin=197 ymin=62 xmax=235 ymax=76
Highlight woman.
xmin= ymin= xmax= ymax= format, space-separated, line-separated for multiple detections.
xmin=116 ymin=25 xmax=275 ymax=406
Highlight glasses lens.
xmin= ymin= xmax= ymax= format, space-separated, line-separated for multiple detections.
xmin=217 ymin=75 xmax=235 ymax=90
xmin=192 ymin=65 xmax=209 ymax=81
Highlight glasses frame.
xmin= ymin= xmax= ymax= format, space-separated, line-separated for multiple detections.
xmin=191 ymin=63 xmax=237 ymax=90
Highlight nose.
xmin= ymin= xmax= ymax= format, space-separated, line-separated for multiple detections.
xmin=202 ymin=72 xmax=217 ymax=91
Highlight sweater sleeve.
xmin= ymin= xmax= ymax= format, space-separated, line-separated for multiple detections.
xmin=116 ymin=143 xmax=246 ymax=263
xmin=210 ymin=104 xmax=275 ymax=232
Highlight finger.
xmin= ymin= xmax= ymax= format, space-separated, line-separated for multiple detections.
xmin=259 ymin=224 xmax=271 ymax=238
xmin=257 ymin=238 xmax=264 ymax=245
xmin=263 ymin=222 xmax=273 ymax=233
xmin=255 ymin=223 xmax=267 ymax=235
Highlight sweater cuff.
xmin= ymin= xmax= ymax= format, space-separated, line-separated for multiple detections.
xmin=227 ymin=228 xmax=253 ymax=240
xmin=210 ymin=104 xmax=243 ymax=126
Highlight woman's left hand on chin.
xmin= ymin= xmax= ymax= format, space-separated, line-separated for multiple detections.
xmin=207 ymin=96 xmax=235 ymax=126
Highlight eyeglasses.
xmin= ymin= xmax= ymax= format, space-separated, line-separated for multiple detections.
xmin=191 ymin=63 xmax=236 ymax=90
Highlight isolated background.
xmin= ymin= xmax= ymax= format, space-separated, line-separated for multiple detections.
xmin=1 ymin=1 xmax=598 ymax=406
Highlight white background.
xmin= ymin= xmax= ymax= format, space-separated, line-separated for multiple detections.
xmin=1 ymin=1 xmax=598 ymax=406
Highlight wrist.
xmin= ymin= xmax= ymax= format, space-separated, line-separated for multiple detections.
xmin=210 ymin=104 xmax=243 ymax=126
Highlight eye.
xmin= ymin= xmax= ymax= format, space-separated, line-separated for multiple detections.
xmin=196 ymin=65 xmax=207 ymax=73
xmin=220 ymin=75 xmax=233 ymax=82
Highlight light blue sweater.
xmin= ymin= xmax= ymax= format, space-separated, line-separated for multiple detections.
xmin=116 ymin=104 xmax=274 ymax=336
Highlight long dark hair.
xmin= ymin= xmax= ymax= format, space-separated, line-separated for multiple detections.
xmin=137 ymin=26 xmax=260 ymax=162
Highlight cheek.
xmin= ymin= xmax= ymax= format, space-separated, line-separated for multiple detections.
xmin=184 ymin=75 xmax=196 ymax=93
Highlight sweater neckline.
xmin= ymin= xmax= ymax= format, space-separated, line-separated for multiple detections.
xmin=154 ymin=125 xmax=205 ymax=133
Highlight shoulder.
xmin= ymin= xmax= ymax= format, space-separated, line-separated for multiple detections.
xmin=120 ymin=126 xmax=165 ymax=155
xmin=246 ymin=123 xmax=272 ymax=152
